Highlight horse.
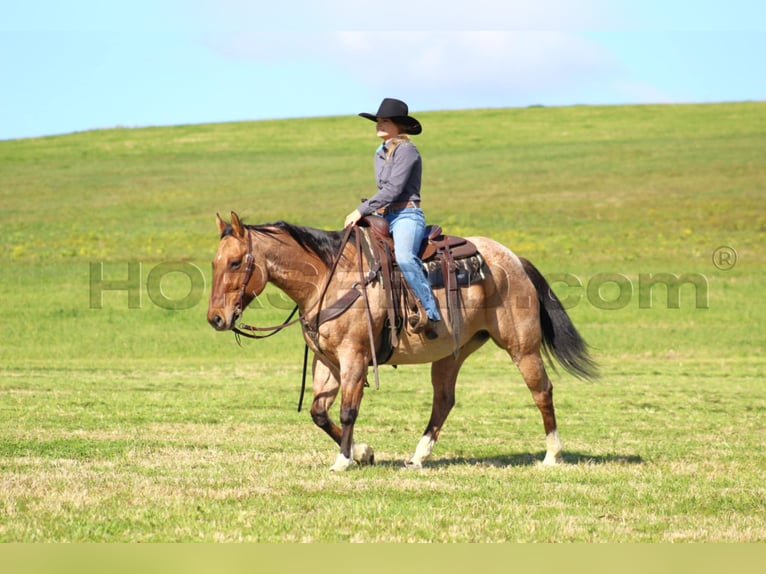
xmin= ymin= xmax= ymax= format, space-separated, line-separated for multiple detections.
xmin=207 ymin=212 xmax=597 ymax=471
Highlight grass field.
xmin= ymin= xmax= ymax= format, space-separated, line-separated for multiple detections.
xmin=0 ymin=102 xmax=764 ymax=542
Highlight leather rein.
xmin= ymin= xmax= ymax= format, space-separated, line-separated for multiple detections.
xmin=228 ymin=225 xmax=381 ymax=410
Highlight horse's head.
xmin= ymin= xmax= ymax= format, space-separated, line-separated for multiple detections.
xmin=207 ymin=212 xmax=267 ymax=331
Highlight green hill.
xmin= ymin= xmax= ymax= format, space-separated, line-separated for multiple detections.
xmin=2 ymin=102 xmax=763 ymax=365
xmin=2 ymin=103 xmax=763 ymax=263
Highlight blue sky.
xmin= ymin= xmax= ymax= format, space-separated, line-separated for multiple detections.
xmin=1 ymin=0 xmax=764 ymax=140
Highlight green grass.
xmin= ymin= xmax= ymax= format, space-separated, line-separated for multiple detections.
xmin=0 ymin=102 xmax=764 ymax=541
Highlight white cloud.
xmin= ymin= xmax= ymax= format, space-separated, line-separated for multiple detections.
xmin=332 ymin=31 xmax=613 ymax=89
xmin=189 ymin=2 xmax=695 ymax=111
xmin=202 ymin=29 xmax=618 ymax=107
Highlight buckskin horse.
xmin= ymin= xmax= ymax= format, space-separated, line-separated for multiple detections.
xmin=207 ymin=212 xmax=597 ymax=471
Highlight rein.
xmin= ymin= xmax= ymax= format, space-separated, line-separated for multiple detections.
xmin=232 ymin=225 xmax=354 ymax=339
xmin=229 ymin=225 xmax=381 ymax=411
xmin=232 ymin=305 xmax=301 ymax=343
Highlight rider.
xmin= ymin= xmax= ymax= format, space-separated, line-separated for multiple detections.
xmin=344 ymin=98 xmax=441 ymax=339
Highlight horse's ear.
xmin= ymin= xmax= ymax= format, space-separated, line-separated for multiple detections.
xmin=230 ymin=211 xmax=245 ymax=238
xmin=216 ymin=213 xmax=226 ymax=236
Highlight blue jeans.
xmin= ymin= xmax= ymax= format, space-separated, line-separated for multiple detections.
xmin=385 ymin=208 xmax=442 ymax=321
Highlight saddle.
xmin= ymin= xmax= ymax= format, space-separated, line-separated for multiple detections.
xmin=357 ymin=215 xmax=486 ymax=359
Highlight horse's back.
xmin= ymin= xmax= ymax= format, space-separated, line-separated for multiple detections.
xmin=468 ymin=236 xmax=530 ymax=288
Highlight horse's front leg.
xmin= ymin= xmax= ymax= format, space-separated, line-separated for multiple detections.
xmin=310 ymin=356 xmax=342 ymax=447
xmin=329 ymin=357 xmax=374 ymax=472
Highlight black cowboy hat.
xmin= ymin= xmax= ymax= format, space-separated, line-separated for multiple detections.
xmin=358 ymin=98 xmax=422 ymax=135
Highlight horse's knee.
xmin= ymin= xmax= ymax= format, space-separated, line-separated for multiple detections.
xmin=311 ymin=405 xmax=330 ymax=429
xmin=339 ymin=406 xmax=359 ymax=426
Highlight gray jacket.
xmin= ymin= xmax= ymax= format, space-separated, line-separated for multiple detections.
xmin=357 ymin=138 xmax=422 ymax=216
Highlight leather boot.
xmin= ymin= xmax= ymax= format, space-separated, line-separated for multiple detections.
xmin=423 ymin=318 xmax=440 ymax=340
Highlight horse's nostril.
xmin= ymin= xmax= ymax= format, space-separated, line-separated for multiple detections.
xmin=209 ymin=313 xmax=225 ymax=329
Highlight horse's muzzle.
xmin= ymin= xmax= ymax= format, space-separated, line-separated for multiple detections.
xmin=207 ymin=306 xmax=241 ymax=331
xmin=207 ymin=313 xmax=225 ymax=331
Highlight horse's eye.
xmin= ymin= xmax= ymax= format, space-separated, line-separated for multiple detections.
xmin=229 ymin=260 xmax=242 ymax=270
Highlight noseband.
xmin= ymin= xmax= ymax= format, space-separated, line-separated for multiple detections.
xmin=233 ymin=236 xmax=256 ymax=322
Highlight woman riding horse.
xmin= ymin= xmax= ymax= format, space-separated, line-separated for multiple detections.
xmin=344 ymin=98 xmax=441 ymax=339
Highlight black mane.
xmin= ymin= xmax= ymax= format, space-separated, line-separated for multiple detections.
xmin=221 ymin=220 xmax=347 ymax=268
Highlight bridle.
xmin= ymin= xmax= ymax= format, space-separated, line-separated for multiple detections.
xmin=230 ymin=224 xmax=356 ymax=341
xmin=224 ymin=224 xmax=381 ymax=410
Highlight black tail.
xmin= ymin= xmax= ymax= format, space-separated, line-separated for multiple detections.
xmin=520 ymin=257 xmax=598 ymax=380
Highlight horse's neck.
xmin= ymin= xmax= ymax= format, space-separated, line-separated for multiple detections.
xmin=259 ymin=230 xmax=333 ymax=309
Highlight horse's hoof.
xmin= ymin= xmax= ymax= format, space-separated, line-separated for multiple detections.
xmin=329 ymin=453 xmax=355 ymax=472
xmin=540 ymin=452 xmax=563 ymax=466
xmin=352 ymin=443 xmax=375 ymax=466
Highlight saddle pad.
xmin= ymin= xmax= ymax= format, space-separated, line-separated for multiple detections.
xmin=422 ymin=254 xmax=487 ymax=289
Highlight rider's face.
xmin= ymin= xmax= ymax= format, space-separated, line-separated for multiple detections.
xmin=376 ymin=118 xmax=402 ymax=140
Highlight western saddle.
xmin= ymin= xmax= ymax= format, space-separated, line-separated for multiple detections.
xmin=357 ymin=215 xmax=486 ymax=360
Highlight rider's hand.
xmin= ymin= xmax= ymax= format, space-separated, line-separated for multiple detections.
xmin=344 ymin=209 xmax=363 ymax=228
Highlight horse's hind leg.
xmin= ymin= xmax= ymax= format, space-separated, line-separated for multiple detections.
xmin=517 ymin=351 xmax=562 ymax=465
xmin=405 ymin=357 xmax=460 ymax=469
xmin=407 ymin=333 xmax=489 ymax=468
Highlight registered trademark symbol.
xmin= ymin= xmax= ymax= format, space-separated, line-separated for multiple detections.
xmin=712 ymin=246 xmax=737 ymax=271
